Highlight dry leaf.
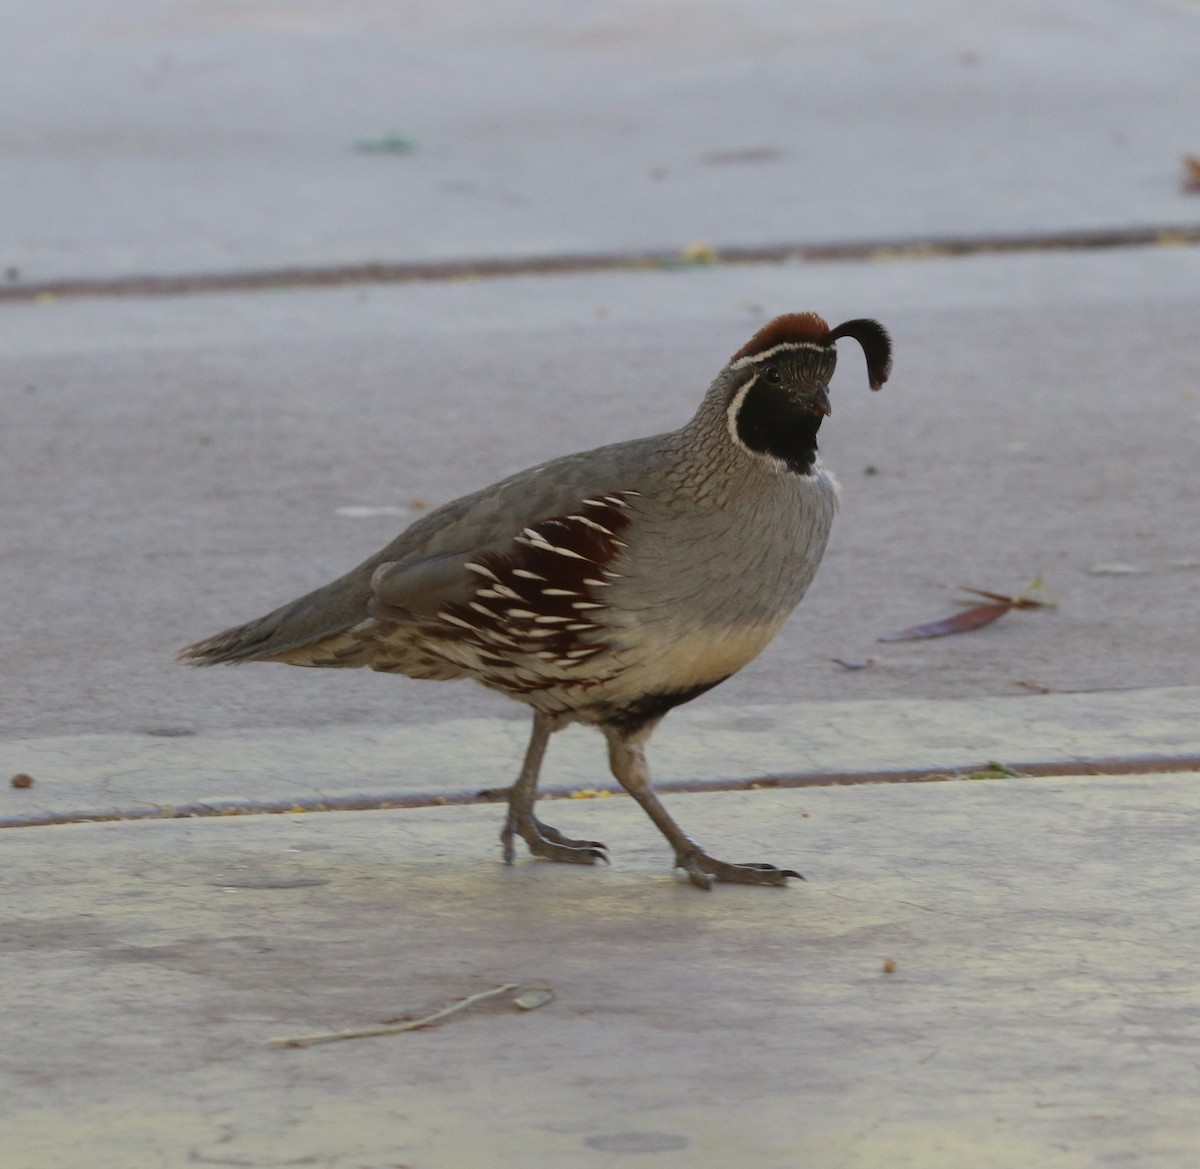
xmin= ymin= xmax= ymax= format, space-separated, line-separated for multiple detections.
xmin=680 ymin=240 xmax=719 ymax=264
xmin=957 ymin=586 xmax=1049 ymax=610
xmin=1183 ymin=154 xmax=1200 ymax=194
xmin=879 ymin=576 xmax=1054 ymax=642
xmin=878 ymin=601 xmax=1011 ymax=642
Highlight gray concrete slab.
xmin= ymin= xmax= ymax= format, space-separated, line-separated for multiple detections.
xmin=2 ymin=246 xmax=1198 ymax=742
xmin=3 ymin=771 xmax=1200 ymax=1168
xmin=3 ymin=686 xmax=1199 ymax=826
xmin=3 ymin=0 xmax=1200 ymax=283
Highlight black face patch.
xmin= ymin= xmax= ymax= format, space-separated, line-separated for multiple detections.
xmin=734 ymin=377 xmax=824 ymax=475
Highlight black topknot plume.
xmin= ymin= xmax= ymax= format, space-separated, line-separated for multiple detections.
xmin=823 ymin=318 xmax=892 ymax=390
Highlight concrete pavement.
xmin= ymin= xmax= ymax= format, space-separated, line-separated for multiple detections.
xmin=5 ymin=773 xmax=1200 ymax=1169
xmin=3 ymin=1 xmax=1200 ymax=1166
xmin=2 ymin=245 xmax=1199 ymax=742
xmin=3 ymin=0 xmax=1200 ymax=282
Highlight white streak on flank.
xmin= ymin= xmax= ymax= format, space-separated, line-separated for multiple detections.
xmin=565 ymin=647 xmax=601 ymax=658
xmin=533 ymin=615 xmax=571 ymax=624
xmin=728 ymin=339 xmax=826 ymax=371
xmin=523 ymin=531 xmax=583 ymax=559
xmin=507 ymin=608 xmax=537 ymax=619
xmin=581 ymin=498 xmax=608 ymax=508
xmin=468 ymin=602 xmax=495 ymax=617
xmin=569 ymin=515 xmax=614 ymax=535
xmin=566 ymin=622 xmax=599 ymax=631
xmin=526 ymin=629 xmax=558 ymax=639
xmin=542 ymin=588 xmax=578 ymax=597
xmin=492 ymin=584 xmax=523 ymax=600
xmin=475 ymin=588 xmax=502 ymax=599
xmin=438 ymin=611 xmax=476 ymax=629
xmin=571 ymin=601 xmax=604 ymax=610
xmin=603 ymin=495 xmax=632 ymax=507
xmin=512 ymin=569 xmax=546 ymax=581
xmin=463 ymin=561 xmax=499 ymax=581
xmin=582 ymin=578 xmax=610 ymax=587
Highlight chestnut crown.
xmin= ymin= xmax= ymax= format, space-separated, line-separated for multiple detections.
xmin=730 ymin=312 xmax=892 ymax=391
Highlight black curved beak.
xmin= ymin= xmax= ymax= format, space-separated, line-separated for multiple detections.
xmin=808 ymin=385 xmax=832 ymax=417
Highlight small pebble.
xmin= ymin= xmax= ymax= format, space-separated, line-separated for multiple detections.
xmin=513 ymin=987 xmax=554 ymax=1011
xmin=11 ymin=773 xmax=34 ymax=789
xmin=832 ymin=657 xmax=873 ymax=670
xmin=883 ymin=959 xmax=896 ymax=974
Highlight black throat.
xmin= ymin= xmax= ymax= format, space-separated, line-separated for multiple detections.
xmin=734 ymin=381 xmax=823 ymax=475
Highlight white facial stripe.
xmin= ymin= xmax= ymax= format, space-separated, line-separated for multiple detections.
xmin=729 ymin=340 xmax=828 ymax=371
xmin=725 ymin=371 xmax=762 ymax=460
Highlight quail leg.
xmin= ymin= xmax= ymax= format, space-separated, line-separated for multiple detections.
xmin=501 ymin=712 xmax=608 ymax=865
xmin=603 ymin=723 xmax=801 ymax=891
xmin=673 ymin=852 xmax=802 ymax=890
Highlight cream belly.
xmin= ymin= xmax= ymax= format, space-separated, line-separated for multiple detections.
xmin=638 ymin=619 xmax=784 ymax=690
xmin=570 ymin=616 xmax=788 ymax=718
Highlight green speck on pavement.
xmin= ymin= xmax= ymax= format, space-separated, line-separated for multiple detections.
xmin=356 ymin=133 xmax=416 ymax=154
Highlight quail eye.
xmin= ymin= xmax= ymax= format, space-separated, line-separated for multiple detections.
xmin=763 ymin=366 xmax=782 ymax=385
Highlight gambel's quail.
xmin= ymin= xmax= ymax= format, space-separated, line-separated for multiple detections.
xmin=180 ymin=312 xmax=891 ymax=889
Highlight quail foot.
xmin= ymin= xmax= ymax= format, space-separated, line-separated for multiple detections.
xmin=180 ymin=312 xmax=892 ymax=890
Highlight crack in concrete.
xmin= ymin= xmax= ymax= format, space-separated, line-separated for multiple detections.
xmin=4 ymin=752 xmax=1197 ymax=829
xmin=2 ymin=224 xmax=1198 ymax=303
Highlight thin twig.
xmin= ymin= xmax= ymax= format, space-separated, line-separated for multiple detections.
xmin=268 ymin=983 xmax=520 ymax=1048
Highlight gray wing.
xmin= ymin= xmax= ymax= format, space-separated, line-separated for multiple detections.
xmin=177 ymin=434 xmax=667 ymax=666
xmin=367 ymin=551 xmax=476 ymax=620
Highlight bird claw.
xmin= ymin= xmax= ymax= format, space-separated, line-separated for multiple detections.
xmin=501 ymin=815 xmax=609 ymax=866
xmin=675 ymin=850 xmax=803 ymax=891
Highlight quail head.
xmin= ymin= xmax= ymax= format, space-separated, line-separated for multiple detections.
xmin=180 ymin=312 xmax=892 ymax=889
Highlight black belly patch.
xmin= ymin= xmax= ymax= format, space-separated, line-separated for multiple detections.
xmin=599 ymin=676 xmax=732 ymax=735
